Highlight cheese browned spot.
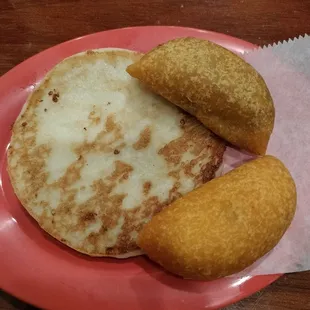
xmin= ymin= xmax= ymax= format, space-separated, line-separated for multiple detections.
xmin=159 ymin=116 xmax=223 ymax=186
xmin=143 ymin=181 xmax=152 ymax=195
xmin=133 ymin=126 xmax=151 ymax=150
xmin=108 ymin=161 xmax=133 ymax=182
xmin=81 ymin=212 xmax=97 ymax=222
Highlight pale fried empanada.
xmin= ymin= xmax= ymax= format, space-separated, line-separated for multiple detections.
xmin=127 ymin=37 xmax=275 ymax=155
xmin=138 ymin=156 xmax=296 ymax=280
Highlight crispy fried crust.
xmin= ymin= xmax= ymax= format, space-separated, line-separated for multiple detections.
xmin=138 ymin=156 xmax=296 ymax=280
xmin=127 ymin=37 xmax=275 ymax=155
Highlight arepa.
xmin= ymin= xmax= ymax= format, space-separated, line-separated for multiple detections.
xmin=7 ymin=48 xmax=225 ymax=257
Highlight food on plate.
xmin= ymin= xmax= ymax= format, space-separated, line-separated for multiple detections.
xmin=138 ymin=155 xmax=296 ymax=280
xmin=7 ymin=48 xmax=225 ymax=258
xmin=127 ymin=37 xmax=275 ymax=155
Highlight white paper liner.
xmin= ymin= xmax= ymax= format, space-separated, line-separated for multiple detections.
xmin=224 ymin=34 xmax=310 ymax=276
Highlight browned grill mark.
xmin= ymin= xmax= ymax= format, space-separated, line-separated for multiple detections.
xmin=88 ymin=107 xmax=101 ymax=125
xmin=108 ymin=160 xmax=133 ymax=182
xmin=106 ymin=114 xmax=116 ymax=132
xmin=53 ymin=157 xmax=86 ymax=189
xmin=9 ymin=86 xmax=52 ymax=214
xmin=89 ymin=179 xmax=125 ymax=228
xmin=87 ymin=233 xmax=98 ymax=246
xmin=81 ymin=212 xmax=97 ymax=222
xmin=168 ymin=181 xmax=182 ymax=201
xmin=143 ymin=181 xmax=152 ymax=195
xmin=158 ymin=116 xmax=225 ymax=190
xmin=74 ymin=114 xmax=124 ymax=155
xmin=133 ymin=126 xmax=151 ymax=150
xmin=105 ymin=247 xmax=114 ymax=254
xmin=140 ymin=196 xmax=163 ymax=218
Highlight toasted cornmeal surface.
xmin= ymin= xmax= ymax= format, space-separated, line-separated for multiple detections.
xmin=139 ymin=156 xmax=296 ymax=279
xmin=7 ymin=48 xmax=225 ymax=257
xmin=127 ymin=37 xmax=275 ymax=155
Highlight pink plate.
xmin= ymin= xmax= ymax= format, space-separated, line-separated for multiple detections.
xmin=0 ymin=26 xmax=280 ymax=310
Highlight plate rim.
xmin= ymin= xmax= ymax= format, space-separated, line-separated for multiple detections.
xmin=0 ymin=25 xmax=281 ymax=310
xmin=0 ymin=25 xmax=254 ymax=83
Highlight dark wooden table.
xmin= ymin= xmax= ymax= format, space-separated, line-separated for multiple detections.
xmin=1 ymin=0 xmax=310 ymax=309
